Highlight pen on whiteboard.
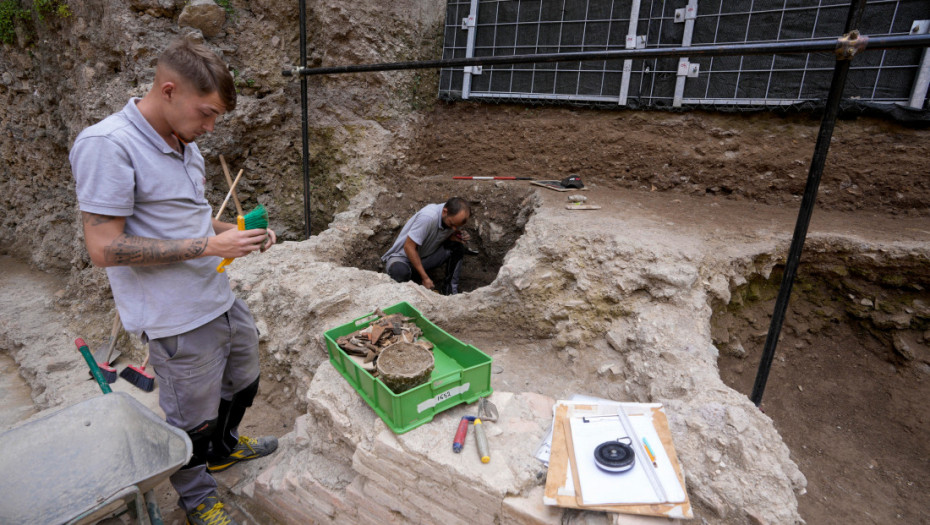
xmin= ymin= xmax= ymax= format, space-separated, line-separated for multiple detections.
xmin=642 ymin=438 xmax=658 ymax=467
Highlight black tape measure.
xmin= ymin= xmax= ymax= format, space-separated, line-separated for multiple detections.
xmin=594 ymin=438 xmax=636 ymax=473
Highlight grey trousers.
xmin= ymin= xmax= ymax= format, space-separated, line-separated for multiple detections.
xmin=385 ymin=245 xmax=463 ymax=293
xmin=145 ymin=297 xmax=260 ymax=512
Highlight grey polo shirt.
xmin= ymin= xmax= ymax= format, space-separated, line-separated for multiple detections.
xmin=381 ymin=203 xmax=452 ymax=264
xmin=70 ymin=98 xmax=235 ymax=339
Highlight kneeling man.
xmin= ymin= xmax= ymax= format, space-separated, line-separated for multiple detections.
xmin=382 ymin=197 xmax=472 ymax=295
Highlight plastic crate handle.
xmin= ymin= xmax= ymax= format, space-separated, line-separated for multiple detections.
xmin=352 ymin=312 xmax=382 ymax=327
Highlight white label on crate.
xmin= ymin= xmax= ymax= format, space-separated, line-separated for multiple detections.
xmin=418 ymin=383 xmax=470 ymax=413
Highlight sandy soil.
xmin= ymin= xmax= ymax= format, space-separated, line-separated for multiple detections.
xmin=721 ymin=317 xmax=930 ymax=525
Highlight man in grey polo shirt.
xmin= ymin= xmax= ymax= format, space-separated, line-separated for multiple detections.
xmin=70 ymin=37 xmax=275 ymax=525
xmin=382 ymin=197 xmax=473 ymax=295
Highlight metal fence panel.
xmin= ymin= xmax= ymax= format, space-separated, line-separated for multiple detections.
xmin=438 ymin=0 xmax=930 ymax=111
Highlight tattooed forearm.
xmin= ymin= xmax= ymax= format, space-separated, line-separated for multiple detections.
xmin=82 ymin=213 xmax=117 ymax=227
xmin=103 ymin=234 xmax=208 ymax=265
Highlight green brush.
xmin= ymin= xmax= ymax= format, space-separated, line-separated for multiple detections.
xmin=243 ymin=204 xmax=269 ymax=229
xmin=217 ymin=205 xmax=269 ymax=273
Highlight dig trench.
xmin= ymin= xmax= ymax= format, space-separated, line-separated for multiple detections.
xmin=343 ymin=181 xmax=537 ymax=293
xmin=714 ymin=251 xmax=930 ymax=525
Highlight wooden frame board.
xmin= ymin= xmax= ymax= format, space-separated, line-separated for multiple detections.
xmin=544 ymin=402 xmax=693 ymax=519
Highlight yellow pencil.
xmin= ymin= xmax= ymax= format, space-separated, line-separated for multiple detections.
xmin=642 ymin=438 xmax=658 ymax=467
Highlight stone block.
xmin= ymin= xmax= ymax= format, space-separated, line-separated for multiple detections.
xmin=252 ymin=488 xmax=321 ymax=525
xmin=502 ymin=486 xmax=563 ymax=525
xmin=178 ymin=0 xmax=226 ymax=37
xmin=345 ymin=477 xmax=410 ymax=524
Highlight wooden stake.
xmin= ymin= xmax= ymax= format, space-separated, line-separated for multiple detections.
xmin=219 ymin=155 xmax=244 ymax=216
xmin=215 ymin=168 xmax=245 ymax=220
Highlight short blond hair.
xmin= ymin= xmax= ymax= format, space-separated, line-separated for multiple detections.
xmin=158 ymin=37 xmax=236 ymax=111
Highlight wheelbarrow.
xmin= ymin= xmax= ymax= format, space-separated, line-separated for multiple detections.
xmin=0 ymin=340 xmax=192 ymax=524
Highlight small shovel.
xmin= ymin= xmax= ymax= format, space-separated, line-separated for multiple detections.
xmin=90 ymin=312 xmax=122 ymax=378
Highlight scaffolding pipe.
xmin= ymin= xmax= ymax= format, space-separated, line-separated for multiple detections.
xmin=749 ymin=0 xmax=868 ymax=407
xmin=284 ymin=33 xmax=930 ymax=77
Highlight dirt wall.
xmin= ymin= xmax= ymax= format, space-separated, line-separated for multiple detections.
xmin=0 ymin=0 xmax=444 ymax=301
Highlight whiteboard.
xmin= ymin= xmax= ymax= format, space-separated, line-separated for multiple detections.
xmin=570 ymin=413 xmax=687 ymax=505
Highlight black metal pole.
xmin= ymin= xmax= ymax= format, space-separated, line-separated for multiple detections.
xmin=299 ymin=0 xmax=311 ymax=239
xmin=749 ymin=0 xmax=868 ymax=406
xmin=284 ymin=33 xmax=930 ymax=77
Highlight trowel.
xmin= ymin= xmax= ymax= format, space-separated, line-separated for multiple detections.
xmin=478 ymin=397 xmax=498 ymax=422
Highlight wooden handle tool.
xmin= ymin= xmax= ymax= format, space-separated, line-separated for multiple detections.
xmin=219 ymin=154 xmax=244 ymax=217
xmin=215 ymin=167 xmax=245 ymax=220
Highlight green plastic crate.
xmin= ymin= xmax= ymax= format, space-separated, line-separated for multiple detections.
xmin=323 ymin=302 xmax=493 ymax=434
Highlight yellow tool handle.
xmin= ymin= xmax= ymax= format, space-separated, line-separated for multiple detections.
xmin=474 ymin=418 xmax=490 ymax=463
xmin=216 ymin=215 xmax=245 ymax=273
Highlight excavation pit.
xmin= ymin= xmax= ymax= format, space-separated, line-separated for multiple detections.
xmin=344 ymin=182 xmax=537 ymax=293
xmin=714 ymin=251 xmax=930 ymax=524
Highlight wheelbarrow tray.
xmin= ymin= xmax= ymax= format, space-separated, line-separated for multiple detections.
xmin=0 ymin=392 xmax=192 ymax=525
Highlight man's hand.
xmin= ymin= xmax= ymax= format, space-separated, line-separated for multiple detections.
xmin=452 ymin=230 xmax=471 ymax=243
xmin=403 ymin=236 xmax=432 ymax=289
xmin=207 ymin=227 xmax=268 ymax=259
xmin=212 ymin=219 xmax=275 ymax=254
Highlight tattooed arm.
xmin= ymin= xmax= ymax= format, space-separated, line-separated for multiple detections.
xmin=81 ymin=212 xmax=267 ymax=267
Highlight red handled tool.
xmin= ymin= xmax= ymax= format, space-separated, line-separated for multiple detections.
xmin=452 ymin=176 xmax=534 ymax=180
xmin=452 ymin=416 xmax=472 ymax=453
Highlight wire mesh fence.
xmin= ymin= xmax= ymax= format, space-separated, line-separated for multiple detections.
xmin=438 ymin=0 xmax=930 ymax=115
